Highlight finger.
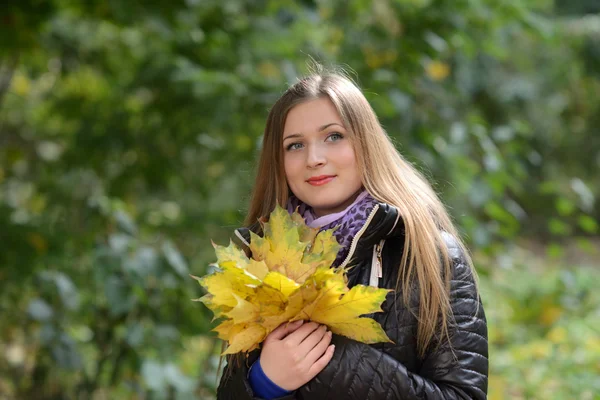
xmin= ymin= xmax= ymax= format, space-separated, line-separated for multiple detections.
xmin=285 ymin=321 xmax=320 ymax=346
xmin=298 ymin=325 xmax=328 ymax=355
xmin=307 ymin=344 xmax=335 ymax=379
xmin=304 ymin=329 xmax=332 ymax=366
xmin=265 ymin=320 xmax=304 ymax=342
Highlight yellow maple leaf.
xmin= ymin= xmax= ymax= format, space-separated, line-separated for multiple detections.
xmin=301 ymin=229 xmax=340 ymax=271
xmin=195 ymin=205 xmax=392 ymax=354
xmin=223 ymin=323 xmax=266 ymax=355
xmin=291 ymin=211 xmax=319 ymax=243
xmin=225 ymin=294 xmax=259 ymax=324
xmin=191 ymin=261 xmax=258 ymax=314
xmin=213 ymin=240 xmax=269 ymax=280
xmin=213 ymin=319 xmax=234 ymax=340
xmin=263 ymin=271 xmax=300 ymax=297
xmin=308 ymin=284 xmax=392 ymax=344
xmin=214 ymin=240 xmax=249 ymax=267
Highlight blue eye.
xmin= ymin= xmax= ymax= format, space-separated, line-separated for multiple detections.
xmin=286 ymin=142 xmax=304 ymax=151
xmin=327 ymin=132 xmax=344 ymax=142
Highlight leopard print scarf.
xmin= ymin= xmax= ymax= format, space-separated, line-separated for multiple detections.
xmin=286 ymin=191 xmax=379 ymax=267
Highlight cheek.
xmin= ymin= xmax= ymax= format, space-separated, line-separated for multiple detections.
xmin=283 ymin=154 xmax=300 ymax=181
xmin=336 ymin=145 xmax=358 ymax=171
xmin=335 ymin=146 xmax=361 ymax=185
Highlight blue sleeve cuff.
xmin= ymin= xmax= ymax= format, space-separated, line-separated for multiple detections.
xmin=248 ymin=357 xmax=293 ymax=399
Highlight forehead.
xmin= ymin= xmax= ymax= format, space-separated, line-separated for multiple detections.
xmin=283 ymin=97 xmax=344 ymax=134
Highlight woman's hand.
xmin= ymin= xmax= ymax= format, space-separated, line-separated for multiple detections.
xmin=259 ymin=320 xmax=335 ymax=391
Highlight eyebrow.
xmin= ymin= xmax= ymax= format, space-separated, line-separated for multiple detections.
xmin=282 ymin=122 xmax=345 ymax=142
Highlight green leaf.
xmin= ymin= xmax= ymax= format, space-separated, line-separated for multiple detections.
xmin=27 ymin=299 xmax=54 ymax=322
xmin=125 ymin=246 xmax=159 ymax=277
xmin=115 ymin=210 xmax=138 ymax=235
xmin=126 ymin=323 xmax=145 ymax=348
xmin=105 ymin=276 xmax=136 ymax=316
xmin=162 ymin=241 xmax=188 ymax=277
xmin=164 ymin=363 xmax=195 ymax=392
xmin=546 ymin=243 xmax=564 ymax=259
xmin=54 ymin=273 xmax=80 ymax=310
xmin=578 ymin=215 xmax=598 ymax=234
xmin=548 ymin=218 xmax=572 ymax=236
xmin=109 ymin=233 xmax=132 ymax=254
xmin=51 ymin=333 xmax=82 ymax=369
xmin=555 ymin=198 xmax=576 ymax=217
xmin=575 ymin=238 xmax=595 ymax=254
xmin=142 ymin=361 xmax=166 ymax=391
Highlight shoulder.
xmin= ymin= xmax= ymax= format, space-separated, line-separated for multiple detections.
xmin=440 ymin=231 xmax=476 ymax=284
xmin=440 ymin=231 xmax=472 ymax=273
xmin=440 ymin=231 xmax=464 ymax=257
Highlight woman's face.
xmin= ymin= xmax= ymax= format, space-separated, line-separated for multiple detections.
xmin=283 ymin=97 xmax=363 ymax=217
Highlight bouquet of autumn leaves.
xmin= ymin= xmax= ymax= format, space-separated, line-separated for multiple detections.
xmin=192 ymin=206 xmax=392 ymax=355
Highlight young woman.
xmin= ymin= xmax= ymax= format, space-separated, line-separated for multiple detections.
xmin=216 ymin=69 xmax=488 ymax=399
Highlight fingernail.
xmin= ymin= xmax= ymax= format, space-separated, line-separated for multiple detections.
xmin=328 ymin=331 xmax=332 ymax=337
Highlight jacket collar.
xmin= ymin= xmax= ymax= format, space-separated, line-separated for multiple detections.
xmin=233 ymin=202 xmax=405 ymax=265
xmin=340 ymin=202 xmax=405 ymax=266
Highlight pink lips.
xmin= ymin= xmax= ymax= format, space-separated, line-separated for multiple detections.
xmin=306 ymin=175 xmax=336 ymax=186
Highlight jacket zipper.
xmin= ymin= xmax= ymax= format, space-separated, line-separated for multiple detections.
xmin=376 ymin=240 xmax=384 ymax=278
xmin=340 ymin=204 xmax=380 ymax=269
xmin=369 ymin=239 xmax=385 ymax=287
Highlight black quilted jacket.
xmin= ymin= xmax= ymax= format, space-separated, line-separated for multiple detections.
xmin=217 ymin=203 xmax=488 ymax=399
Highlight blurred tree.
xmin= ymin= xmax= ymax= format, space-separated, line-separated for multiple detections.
xmin=0 ymin=0 xmax=598 ymax=398
xmin=555 ymin=0 xmax=600 ymax=15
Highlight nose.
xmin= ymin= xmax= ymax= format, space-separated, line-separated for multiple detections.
xmin=306 ymin=144 xmax=326 ymax=169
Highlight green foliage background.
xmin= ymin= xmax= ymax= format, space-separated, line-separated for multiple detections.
xmin=1 ymin=1 xmax=598 ymax=399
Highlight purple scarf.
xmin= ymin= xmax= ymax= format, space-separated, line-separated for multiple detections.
xmin=286 ymin=191 xmax=379 ymax=266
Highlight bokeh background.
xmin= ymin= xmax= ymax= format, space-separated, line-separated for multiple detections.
xmin=1 ymin=1 xmax=599 ymax=399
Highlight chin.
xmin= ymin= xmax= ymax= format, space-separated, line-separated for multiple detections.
xmin=311 ymin=200 xmax=348 ymax=215
xmin=303 ymin=193 xmax=336 ymax=208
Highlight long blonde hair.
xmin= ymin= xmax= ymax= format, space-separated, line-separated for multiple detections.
xmin=245 ymin=67 xmax=476 ymax=356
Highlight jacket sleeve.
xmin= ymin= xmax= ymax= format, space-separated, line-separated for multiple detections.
xmin=298 ymin=252 xmax=488 ymax=400
xmin=216 ymin=353 xmax=297 ymax=400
